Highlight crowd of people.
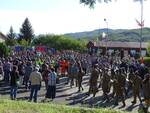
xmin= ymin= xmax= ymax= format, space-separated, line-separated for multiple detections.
xmin=0 ymin=49 xmax=149 ymax=112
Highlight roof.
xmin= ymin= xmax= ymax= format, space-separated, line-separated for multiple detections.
xmin=93 ymin=41 xmax=148 ymax=49
xmin=0 ymin=32 xmax=7 ymax=41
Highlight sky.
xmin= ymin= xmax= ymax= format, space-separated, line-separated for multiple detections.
xmin=0 ymin=0 xmax=150 ymax=35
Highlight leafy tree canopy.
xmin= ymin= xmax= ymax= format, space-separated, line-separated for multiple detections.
xmin=32 ymin=35 xmax=86 ymax=51
xmin=80 ymin=0 xmax=147 ymax=8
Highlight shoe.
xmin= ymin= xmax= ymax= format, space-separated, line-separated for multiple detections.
xmin=122 ymin=103 xmax=126 ymax=107
xmin=131 ymin=101 xmax=136 ymax=104
xmin=34 ymin=100 xmax=37 ymax=103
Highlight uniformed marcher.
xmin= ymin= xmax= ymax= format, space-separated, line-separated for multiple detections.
xmin=131 ymin=71 xmax=142 ymax=104
xmin=113 ymin=69 xmax=126 ymax=107
xmin=88 ymin=64 xmax=99 ymax=97
xmin=101 ymin=68 xmax=111 ymax=101
xmin=77 ymin=65 xmax=84 ymax=92
xmin=142 ymin=74 xmax=150 ymax=112
xmin=67 ymin=62 xmax=78 ymax=88
xmin=126 ymin=69 xmax=134 ymax=96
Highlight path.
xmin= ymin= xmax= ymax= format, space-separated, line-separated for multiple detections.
xmin=0 ymin=75 xmax=148 ymax=113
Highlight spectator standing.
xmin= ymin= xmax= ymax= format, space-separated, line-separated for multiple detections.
xmin=24 ymin=61 xmax=33 ymax=89
xmin=3 ymin=59 xmax=12 ymax=83
xmin=10 ymin=65 xmax=19 ymax=100
xmin=29 ymin=66 xmax=42 ymax=102
xmin=46 ymin=68 xmax=57 ymax=101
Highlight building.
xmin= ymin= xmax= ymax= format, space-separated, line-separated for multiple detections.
xmin=87 ymin=41 xmax=148 ymax=57
xmin=0 ymin=32 xmax=7 ymax=42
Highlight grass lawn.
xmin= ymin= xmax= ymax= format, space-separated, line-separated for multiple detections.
xmin=0 ymin=99 xmax=125 ymax=113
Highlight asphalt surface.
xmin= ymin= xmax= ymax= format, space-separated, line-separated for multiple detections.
xmin=0 ymin=75 xmax=149 ymax=113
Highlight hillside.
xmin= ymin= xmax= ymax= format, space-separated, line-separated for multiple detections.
xmin=65 ymin=27 xmax=150 ymax=42
xmin=0 ymin=99 xmax=125 ymax=113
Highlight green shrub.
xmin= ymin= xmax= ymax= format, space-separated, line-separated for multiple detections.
xmin=138 ymin=57 xmax=150 ymax=67
xmin=0 ymin=43 xmax=11 ymax=57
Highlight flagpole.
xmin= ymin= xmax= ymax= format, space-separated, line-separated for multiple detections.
xmin=104 ymin=18 xmax=108 ymax=55
xmin=140 ymin=0 xmax=143 ymax=57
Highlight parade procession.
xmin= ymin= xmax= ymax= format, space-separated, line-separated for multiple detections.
xmin=0 ymin=45 xmax=149 ymax=112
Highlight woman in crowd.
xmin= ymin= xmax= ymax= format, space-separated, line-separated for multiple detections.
xmin=10 ymin=65 xmax=19 ymax=100
xmin=46 ymin=67 xmax=57 ymax=101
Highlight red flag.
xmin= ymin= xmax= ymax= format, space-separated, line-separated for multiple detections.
xmin=135 ymin=19 xmax=144 ymax=27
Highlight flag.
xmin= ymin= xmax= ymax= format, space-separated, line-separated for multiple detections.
xmin=135 ymin=19 xmax=144 ymax=27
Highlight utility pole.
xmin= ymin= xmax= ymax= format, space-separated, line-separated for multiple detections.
xmin=104 ymin=18 xmax=108 ymax=55
xmin=140 ymin=0 xmax=143 ymax=57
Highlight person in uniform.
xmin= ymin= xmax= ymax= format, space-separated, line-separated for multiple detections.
xmin=101 ymin=68 xmax=111 ymax=101
xmin=88 ymin=64 xmax=99 ymax=97
xmin=126 ymin=69 xmax=134 ymax=97
xmin=131 ymin=71 xmax=142 ymax=104
xmin=68 ymin=62 xmax=76 ymax=87
xmin=142 ymin=74 xmax=150 ymax=112
xmin=113 ymin=69 xmax=126 ymax=107
xmin=77 ymin=64 xmax=84 ymax=92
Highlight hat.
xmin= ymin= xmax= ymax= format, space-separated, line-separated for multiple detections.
xmin=35 ymin=66 xmax=39 ymax=71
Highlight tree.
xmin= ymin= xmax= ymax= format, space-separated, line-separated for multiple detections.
xmin=146 ymin=42 xmax=150 ymax=56
xmin=32 ymin=35 xmax=86 ymax=51
xmin=6 ymin=26 xmax=17 ymax=46
xmin=80 ymin=0 xmax=112 ymax=8
xmin=18 ymin=39 xmax=29 ymax=48
xmin=19 ymin=18 xmax=34 ymax=45
xmin=7 ymin=26 xmax=16 ymax=39
xmin=80 ymin=0 xmax=147 ymax=8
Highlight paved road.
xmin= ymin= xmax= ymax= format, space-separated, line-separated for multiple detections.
xmin=0 ymin=75 xmax=148 ymax=113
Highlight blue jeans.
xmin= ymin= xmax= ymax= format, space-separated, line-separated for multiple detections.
xmin=29 ymin=85 xmax=40 ymax=102
xmin=10 ymin=86 xmax=17 ymax=100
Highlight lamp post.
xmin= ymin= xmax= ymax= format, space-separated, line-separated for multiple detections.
xmin=140 ymin=0 xmax=143 ymax=57
xmin=104 ymin=18 xmax=108 ymax=55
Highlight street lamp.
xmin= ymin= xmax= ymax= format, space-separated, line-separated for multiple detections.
xmin=104 ymin=18 xmax=108 ymax=55
xmin=140 ymin=0 xmax=143 ymax=57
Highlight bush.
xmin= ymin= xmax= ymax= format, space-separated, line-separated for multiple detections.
xmin=138 ymin=57 xmax=150 ymax=67
xmin=0 ymin=43 xmax=11 ymax=57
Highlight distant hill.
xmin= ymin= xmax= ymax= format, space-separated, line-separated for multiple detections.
xmin=64 ymin=27 xmax=150 ymax=42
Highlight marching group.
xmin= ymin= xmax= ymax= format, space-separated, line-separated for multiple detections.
xmin=0 ymin=50 xmax=149 ymax=111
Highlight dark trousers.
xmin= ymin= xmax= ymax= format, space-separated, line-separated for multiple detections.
xmin=10 ymin=86 xmax=17 ymax=100
xmin=29 ymin=85 xmax=40 ymax=102
xmin=4 ymin=70 xmax=10 ymax=83
xmin=46 ymin=86 xmax=56 ymax=99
